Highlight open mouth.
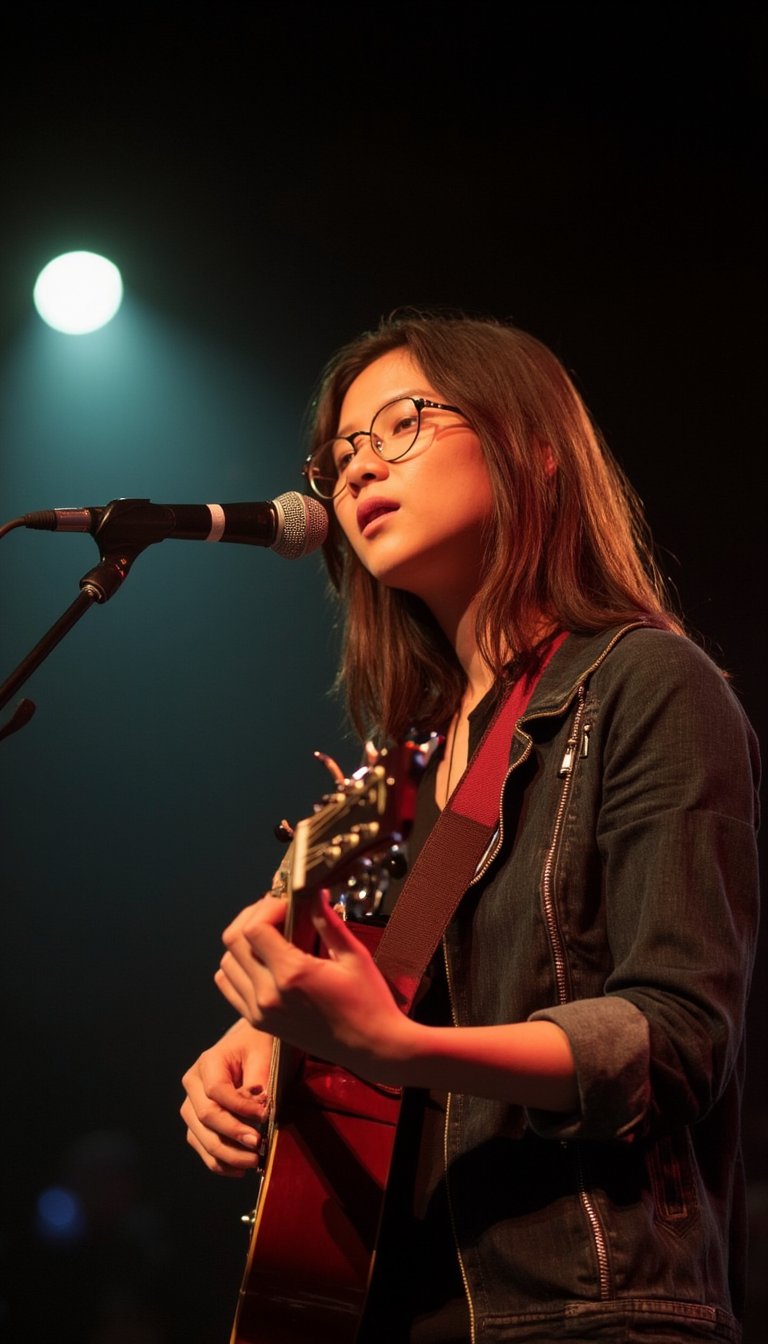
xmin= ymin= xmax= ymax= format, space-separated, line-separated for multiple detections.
xmin=357 ymin=501 xmax=399 ymax=532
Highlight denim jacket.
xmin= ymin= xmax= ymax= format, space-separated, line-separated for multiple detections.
xmin=442 ymin=624 xmax=760 ymax=1342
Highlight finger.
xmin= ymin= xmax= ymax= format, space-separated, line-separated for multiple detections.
xmin=239 ymin=920 xmax=304 ymax=976
xmin=215 ymin=965 xmax=254 ymax=1020
xmin=185 ymin=1126 xmax=246 ymax=1177
xmin=193 ymin=1040 xmax=270 ymax=1112
xmin=224 ymin=894 xmax=287 ymax=945
xmin=310 ymin=887 xmax=371 ymax=962
xmin=219 ymin=944 xmax=266 ymax=992
xmin=180 ymin=1093 xmax=264 ymax=1173
xmin=239 ymin=1044 xmax=274 ymax=1095
xmin=208 ymin=1074 xmax=269 ymax=1113
xmin=183 ymin=1113 xmax=260 ymax=1176
xmin=182 ymin=1063 xmax=268 ymax=1130
xmin=215 ymin=947 xmax=282 ymax=1026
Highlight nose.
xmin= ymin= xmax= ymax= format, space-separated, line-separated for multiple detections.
xmin=343 ymin=438 xmax=390 ymax=492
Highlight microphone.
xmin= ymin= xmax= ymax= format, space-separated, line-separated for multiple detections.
xmin=21 ymin=491 xmax=329 ymax=560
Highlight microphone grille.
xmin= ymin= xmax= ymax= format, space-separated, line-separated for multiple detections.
xmin=271 ymin=492 xmax=329 ymax=560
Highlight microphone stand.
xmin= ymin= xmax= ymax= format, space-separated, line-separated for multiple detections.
xmin=0 ymin=501 xmax=160 ymax=742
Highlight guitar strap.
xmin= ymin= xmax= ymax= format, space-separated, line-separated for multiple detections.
xmin=374 ymin=632 xmax=569 ymax=1013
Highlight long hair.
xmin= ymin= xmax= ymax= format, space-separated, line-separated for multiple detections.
xmin=306 ymin=310 xmax=684 ymax=741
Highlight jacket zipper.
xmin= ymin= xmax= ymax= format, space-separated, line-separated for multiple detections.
xmin=542 ymin=683 xmax=587 ymax=1002
xmin=444 ymin=1083 xmax=477 ymax=1343
xmin=533 ymin=627 xmax=648 ymax=1300
xmin=441 ymin=625 xmax=643 ymax=1318
xmin=542 ymin=685 xmax=612 ymax=1300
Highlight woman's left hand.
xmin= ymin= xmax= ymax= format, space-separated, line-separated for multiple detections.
xmin=215 ymin=890 xmax=411 ymax=1084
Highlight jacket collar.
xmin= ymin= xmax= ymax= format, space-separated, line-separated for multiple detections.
xmin=521 ymin=622 xmax=651 ymax=723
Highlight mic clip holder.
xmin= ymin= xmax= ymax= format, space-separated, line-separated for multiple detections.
xmin=80 ymin=497 xmax=171 ymax=601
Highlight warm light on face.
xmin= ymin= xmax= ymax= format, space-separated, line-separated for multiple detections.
xmin=33 ymin=251 xmax=124 ymax=334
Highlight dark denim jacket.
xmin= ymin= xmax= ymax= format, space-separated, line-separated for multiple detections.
xmin=442 ymin=625 xmax=760 ymax=1342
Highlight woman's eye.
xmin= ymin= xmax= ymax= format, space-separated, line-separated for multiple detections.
xmin=335 ymin=449 xmax=354 ymax=474
xmin=392 ymin=414 xmax=418 ymax=437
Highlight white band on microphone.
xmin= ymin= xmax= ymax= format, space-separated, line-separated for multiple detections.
xmin=206 ymin=504 xmax=226 ymax=542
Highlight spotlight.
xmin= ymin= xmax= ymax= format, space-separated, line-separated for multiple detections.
xmin=33 ymin=251 xmax=124 ymax=334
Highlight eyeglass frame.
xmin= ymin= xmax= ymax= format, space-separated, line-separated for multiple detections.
xmin=302 ymin=395 xmax=467 ymax=500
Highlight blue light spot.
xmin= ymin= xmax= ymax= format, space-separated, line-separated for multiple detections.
xmin=35 ymin=1185 xmax=86 ymax=1242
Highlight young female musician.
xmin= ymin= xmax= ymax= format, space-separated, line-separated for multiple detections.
xmin=181 ymin=312 xmax=759 ymax=1342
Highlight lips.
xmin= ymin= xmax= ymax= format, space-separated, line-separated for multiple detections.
xmin=356 ymin=498 xmax=399 ymax=533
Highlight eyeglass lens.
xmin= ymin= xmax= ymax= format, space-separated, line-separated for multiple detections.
xmin=309 ymin=397 xmax=421 ymax=499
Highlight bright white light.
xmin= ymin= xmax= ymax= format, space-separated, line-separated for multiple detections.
xmin=33 ymin=251 xmax=124 ymax=334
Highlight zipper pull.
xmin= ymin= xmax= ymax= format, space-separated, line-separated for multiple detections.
xmin=581 ymin=723 xmax=591 ymax=758
xmin=559 ymin=686 xmax=587 ymax=776
xmin=559 ymin=738 xmax=577 ymax=776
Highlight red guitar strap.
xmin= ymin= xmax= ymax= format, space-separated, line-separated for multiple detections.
xmin=374 ymin=633 xmax=568 ymax=1013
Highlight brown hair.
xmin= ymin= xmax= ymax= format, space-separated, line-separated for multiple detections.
xmin=307 ymin=309 xmax=684 ymax=741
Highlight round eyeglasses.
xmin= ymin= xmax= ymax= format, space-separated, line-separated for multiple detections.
xmin=302 ymin=395 xmax=466 ymax=501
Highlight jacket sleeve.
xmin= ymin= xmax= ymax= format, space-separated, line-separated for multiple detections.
xmin=526 ymin=630 xmax=760 ymax=1142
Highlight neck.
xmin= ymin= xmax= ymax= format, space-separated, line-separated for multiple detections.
xmin=431 ymin=592 xmax=558 ymax=714
xmin=433 ymin=599 xmax=495 ymax=810
xmin=430 ymin=591 xmax=495 ymax=709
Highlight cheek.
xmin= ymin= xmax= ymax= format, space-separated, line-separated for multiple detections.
xmin=436 ymin=462 xmax=494 ymax=524
xmin=332 ymin=496 xmax=356 ymax=547
xmin=332 ymin=498 xmax=374 ymax=571
xmin=468 ymin=464 xmax=495 ymax=523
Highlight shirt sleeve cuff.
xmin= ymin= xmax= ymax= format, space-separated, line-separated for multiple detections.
xmin=525 ymin=995 xmax=651 ymax=1141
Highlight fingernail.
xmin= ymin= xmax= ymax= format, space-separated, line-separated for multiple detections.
xmin=239 ymin=1132 xmax=261 ymax=1149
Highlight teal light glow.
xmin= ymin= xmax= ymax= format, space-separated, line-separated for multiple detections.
xmin=33 ymin=251 xmax=124 ymax=334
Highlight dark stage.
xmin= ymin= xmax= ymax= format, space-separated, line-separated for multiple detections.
xmin=0 ymin=4 xmax=765 ymax=1341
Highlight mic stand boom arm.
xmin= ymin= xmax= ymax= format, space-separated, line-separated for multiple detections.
xmin=0 ymin=500 xmax=160 ymax=741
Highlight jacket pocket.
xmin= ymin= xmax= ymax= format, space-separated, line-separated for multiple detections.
xmin=648 ymin=1129 xmax=699 ymax=1234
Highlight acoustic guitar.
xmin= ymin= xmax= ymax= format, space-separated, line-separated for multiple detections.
xmin=230 ymin=741 xmax=423 ymax=1344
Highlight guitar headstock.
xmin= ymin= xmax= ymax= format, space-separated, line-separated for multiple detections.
xmin=289 ymin=739 xmax=426 ymax=897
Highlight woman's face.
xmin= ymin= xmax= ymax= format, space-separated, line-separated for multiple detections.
xmin=332 ymin=349 xmax=494 ymax=615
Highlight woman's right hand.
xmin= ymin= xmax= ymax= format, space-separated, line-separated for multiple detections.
xmin=180 ymin=1018 xmax=274 ymax=1177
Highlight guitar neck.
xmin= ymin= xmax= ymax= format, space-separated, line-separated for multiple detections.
xmin=261 ymin=740 xmax=424 ymax=1127
xmin=229 ymin=743 xmax=427 ymax=1344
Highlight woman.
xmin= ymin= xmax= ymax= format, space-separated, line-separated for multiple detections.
xmin=181 ymin=312 xmax=760 ymax=1342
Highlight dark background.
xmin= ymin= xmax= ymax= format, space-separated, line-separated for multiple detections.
xmin=0 ymin=3 xmax=765 ymax=1341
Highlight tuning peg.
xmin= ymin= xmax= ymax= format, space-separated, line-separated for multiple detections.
xmin=385 ymin=845 xmax=409 ymax=879
xmin=313 ymin=749 xmax=346 ymax=784
xmin=273 ymin=819 xmax=294 ymax=843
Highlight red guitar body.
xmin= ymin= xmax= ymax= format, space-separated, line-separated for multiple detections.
xmin=230 ymin=923 xmax=402 ymax=1344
